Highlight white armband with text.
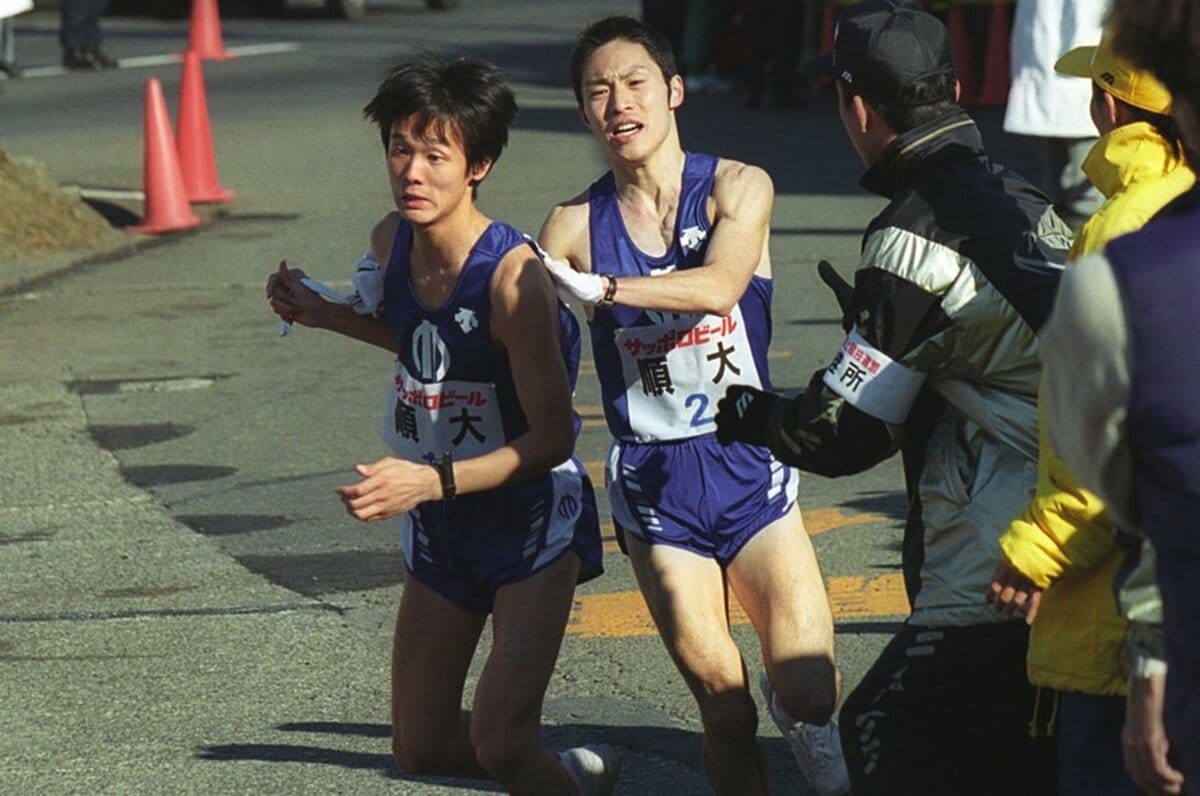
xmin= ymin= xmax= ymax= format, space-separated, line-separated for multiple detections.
xmin=822 ymin=329 xmax=926 ymax=424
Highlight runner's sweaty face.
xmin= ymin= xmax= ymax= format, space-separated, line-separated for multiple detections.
xmin=578 ymin=39 xmax=683 ymax=164
xmin=387 ymin=115 xmax=489 ymax=226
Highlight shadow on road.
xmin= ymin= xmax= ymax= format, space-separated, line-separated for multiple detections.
xmin=196 ymin=719 xmax=811 ymax=790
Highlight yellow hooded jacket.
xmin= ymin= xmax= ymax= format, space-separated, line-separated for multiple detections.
xmin=999 ymin=121 xmax=1194 ymax=695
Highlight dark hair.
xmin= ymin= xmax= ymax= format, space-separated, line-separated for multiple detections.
xmin=363 ymin=57 xmax=518 ymax=172
xmin=570 ymin=15 xmax=677 ymax=106
xmin=1092 ymin=82 xmax=1184 ymax=149
xmin=839 ymin=72 xmax=959 ymax=133
xmin=1110 ymin=0 xmax=1200 ymax=108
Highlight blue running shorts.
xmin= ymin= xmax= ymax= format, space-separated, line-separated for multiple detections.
xmin=400 ymin=458 xmax=602 ymax=614
xmin=606 ymin=434 xmax=798 ymax=565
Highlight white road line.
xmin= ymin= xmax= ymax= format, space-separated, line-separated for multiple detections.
xmin=114 ymin=53 xmax=185 ymax=68
xmin=14 ymin=42 xmax=301 ymax=79
xmin=224 ymin=42 xmax=302 ymax=57
xmin=16 ymin=65 xmax=67 ymax=78
xmin=72 ymin=187 xmax=146 ymax=201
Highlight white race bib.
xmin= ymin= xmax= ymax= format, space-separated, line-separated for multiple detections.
xmin=615 ymin=308 xmax=761 ymax=441
xmin=382 ymin=362 xmax=505 ymax=462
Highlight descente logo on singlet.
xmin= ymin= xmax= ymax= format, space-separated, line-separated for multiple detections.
xmin=454 ymin=307 xmax=478 ymax=334
xmin=412 ymin=320 xmax=450 ymax=381
xmin=680 ymin=225 xmax=708 ymax=252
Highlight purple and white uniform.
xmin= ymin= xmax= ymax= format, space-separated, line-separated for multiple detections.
xmin=589 ymin=152 xmax=797 ymax=563
xmin=382 ymin=219 xmax=602 ymax=613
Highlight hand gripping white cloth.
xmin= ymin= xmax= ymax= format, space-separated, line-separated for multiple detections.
xmin=278 ymin=251 xmax=379 ymax=336
xmin=524 ymin=235 xmax=605 ymax=306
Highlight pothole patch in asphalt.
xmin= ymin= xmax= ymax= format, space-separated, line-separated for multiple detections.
xmin=67 ymin=373 xmax=234 ymax=395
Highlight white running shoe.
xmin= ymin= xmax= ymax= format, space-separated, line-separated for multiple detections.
xmin=557 ymin=743 xmax=621 ymax=796
xmin=759 ymin=671 xmax=850 ymax=796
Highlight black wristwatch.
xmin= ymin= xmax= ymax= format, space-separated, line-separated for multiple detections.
xmin=433 ymin=451 xmax=456 ymax=500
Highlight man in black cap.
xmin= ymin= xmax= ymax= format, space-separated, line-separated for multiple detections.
xmin=714 ymin=1 xmax=1069 ymax=792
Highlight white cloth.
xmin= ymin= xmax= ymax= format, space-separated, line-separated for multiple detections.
xmin=347 ymin=250 xmax=385 ymax=316
xmin=0 ymin=0 xmax=32 ymax=19
xmin=1003 ymin=0 xmax=1107 ymax=137
xmin=524 ymin=235 xmax=604 ymax=306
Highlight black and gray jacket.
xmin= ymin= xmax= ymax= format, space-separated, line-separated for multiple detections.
xmin=769 ymin=111 xmax=1072 ymax=626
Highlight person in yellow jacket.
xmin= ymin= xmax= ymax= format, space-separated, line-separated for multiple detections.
xmin=985 ymin=31 xmax=1194 ymax=796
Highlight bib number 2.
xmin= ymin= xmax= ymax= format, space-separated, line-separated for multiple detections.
xmin=685 ymin=393 xmax=715 ymax=428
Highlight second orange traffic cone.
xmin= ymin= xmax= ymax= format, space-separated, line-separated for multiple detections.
xmin=187 ymin=0 xmax=230 ymax=61
xmin=130 ymin=78 xmax=202 ymax=235
xmin=177 ymin=52 xmax=234 ymax=204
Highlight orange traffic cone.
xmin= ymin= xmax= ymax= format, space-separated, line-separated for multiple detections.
xmin=177 ymin=52 xmax=234 ymax=204
xmin=946 ymin=4 xmax=978 ymax=106
xmin=973 ymin=1 xmax=1013 ymax=107
xmin=130 ymin=78 xmax=202 ymax=235
xmin=187 ymin=0 xmax=230 ymax=61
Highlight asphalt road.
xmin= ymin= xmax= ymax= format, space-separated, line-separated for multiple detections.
xmin=0 ymin=2 xmax=1040 ymax=792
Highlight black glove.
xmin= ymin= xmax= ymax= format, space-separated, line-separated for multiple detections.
xmin=715 ymin=385 xmax=780 ymax=447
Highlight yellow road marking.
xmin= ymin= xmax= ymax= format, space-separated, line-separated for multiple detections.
xmin=568 ymin=573 xmax=908 ymax=638
xmin=802 ymin=506 xmax=886 ymax=535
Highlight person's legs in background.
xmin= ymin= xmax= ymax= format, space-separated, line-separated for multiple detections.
xmin=742 ymin=0 xmax=805 ymax=108
xmin=680 ymin=0 xmax=733 ymax=94
xmin=0 ymin=18 xmax=18 ymax=78
xmin=1041 ymin=136 xmax=1104 ymax=232
xmin=60 ymin=0 xmax=116 ymax=71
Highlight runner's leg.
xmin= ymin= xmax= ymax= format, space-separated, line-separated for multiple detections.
xmin=390 ymin=575 xmax=488 ymax=778
xmin=726 ymin=504 xmax=838 ymax=723
xmin=625 ymin=532 xmax=768 ymax=796
xmin=470 ymin=551 xmax=582 ymax=795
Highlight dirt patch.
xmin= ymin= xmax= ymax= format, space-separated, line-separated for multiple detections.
xmin=0 ymin=150 xmax=123 ymax=262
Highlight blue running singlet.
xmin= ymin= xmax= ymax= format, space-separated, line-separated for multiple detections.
xmin=587 ymin=153 xmax=798 ymax=563
xmin=381 ymin=219 xmax=602 ymax=612
xmin=588 ymin=152 xmax=776 ymax=444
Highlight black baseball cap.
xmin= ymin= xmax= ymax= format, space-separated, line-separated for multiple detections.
xmin=809 ymin=0 xmax=956 ymax=105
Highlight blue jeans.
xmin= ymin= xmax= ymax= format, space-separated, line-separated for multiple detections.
xmin=1057 ymin=692 xmax=1138 ymax=796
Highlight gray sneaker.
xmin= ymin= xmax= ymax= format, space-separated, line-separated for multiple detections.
xmin=557 ymin=743 xmax=621 ymax=796
xmin=759 ymin=671 xmax=850 ymax=796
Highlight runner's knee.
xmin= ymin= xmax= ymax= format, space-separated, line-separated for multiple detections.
xmin=773 ymin=656 xmax=839 ymax=724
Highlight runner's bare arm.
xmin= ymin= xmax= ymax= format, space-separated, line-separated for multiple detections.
xmin=538 ymin=193 xmax=594 ymax=273
xmin=454 ymin=245 xmax=577 ymax=493
xmin=605 ymin=161 xmax=773 ymax=314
